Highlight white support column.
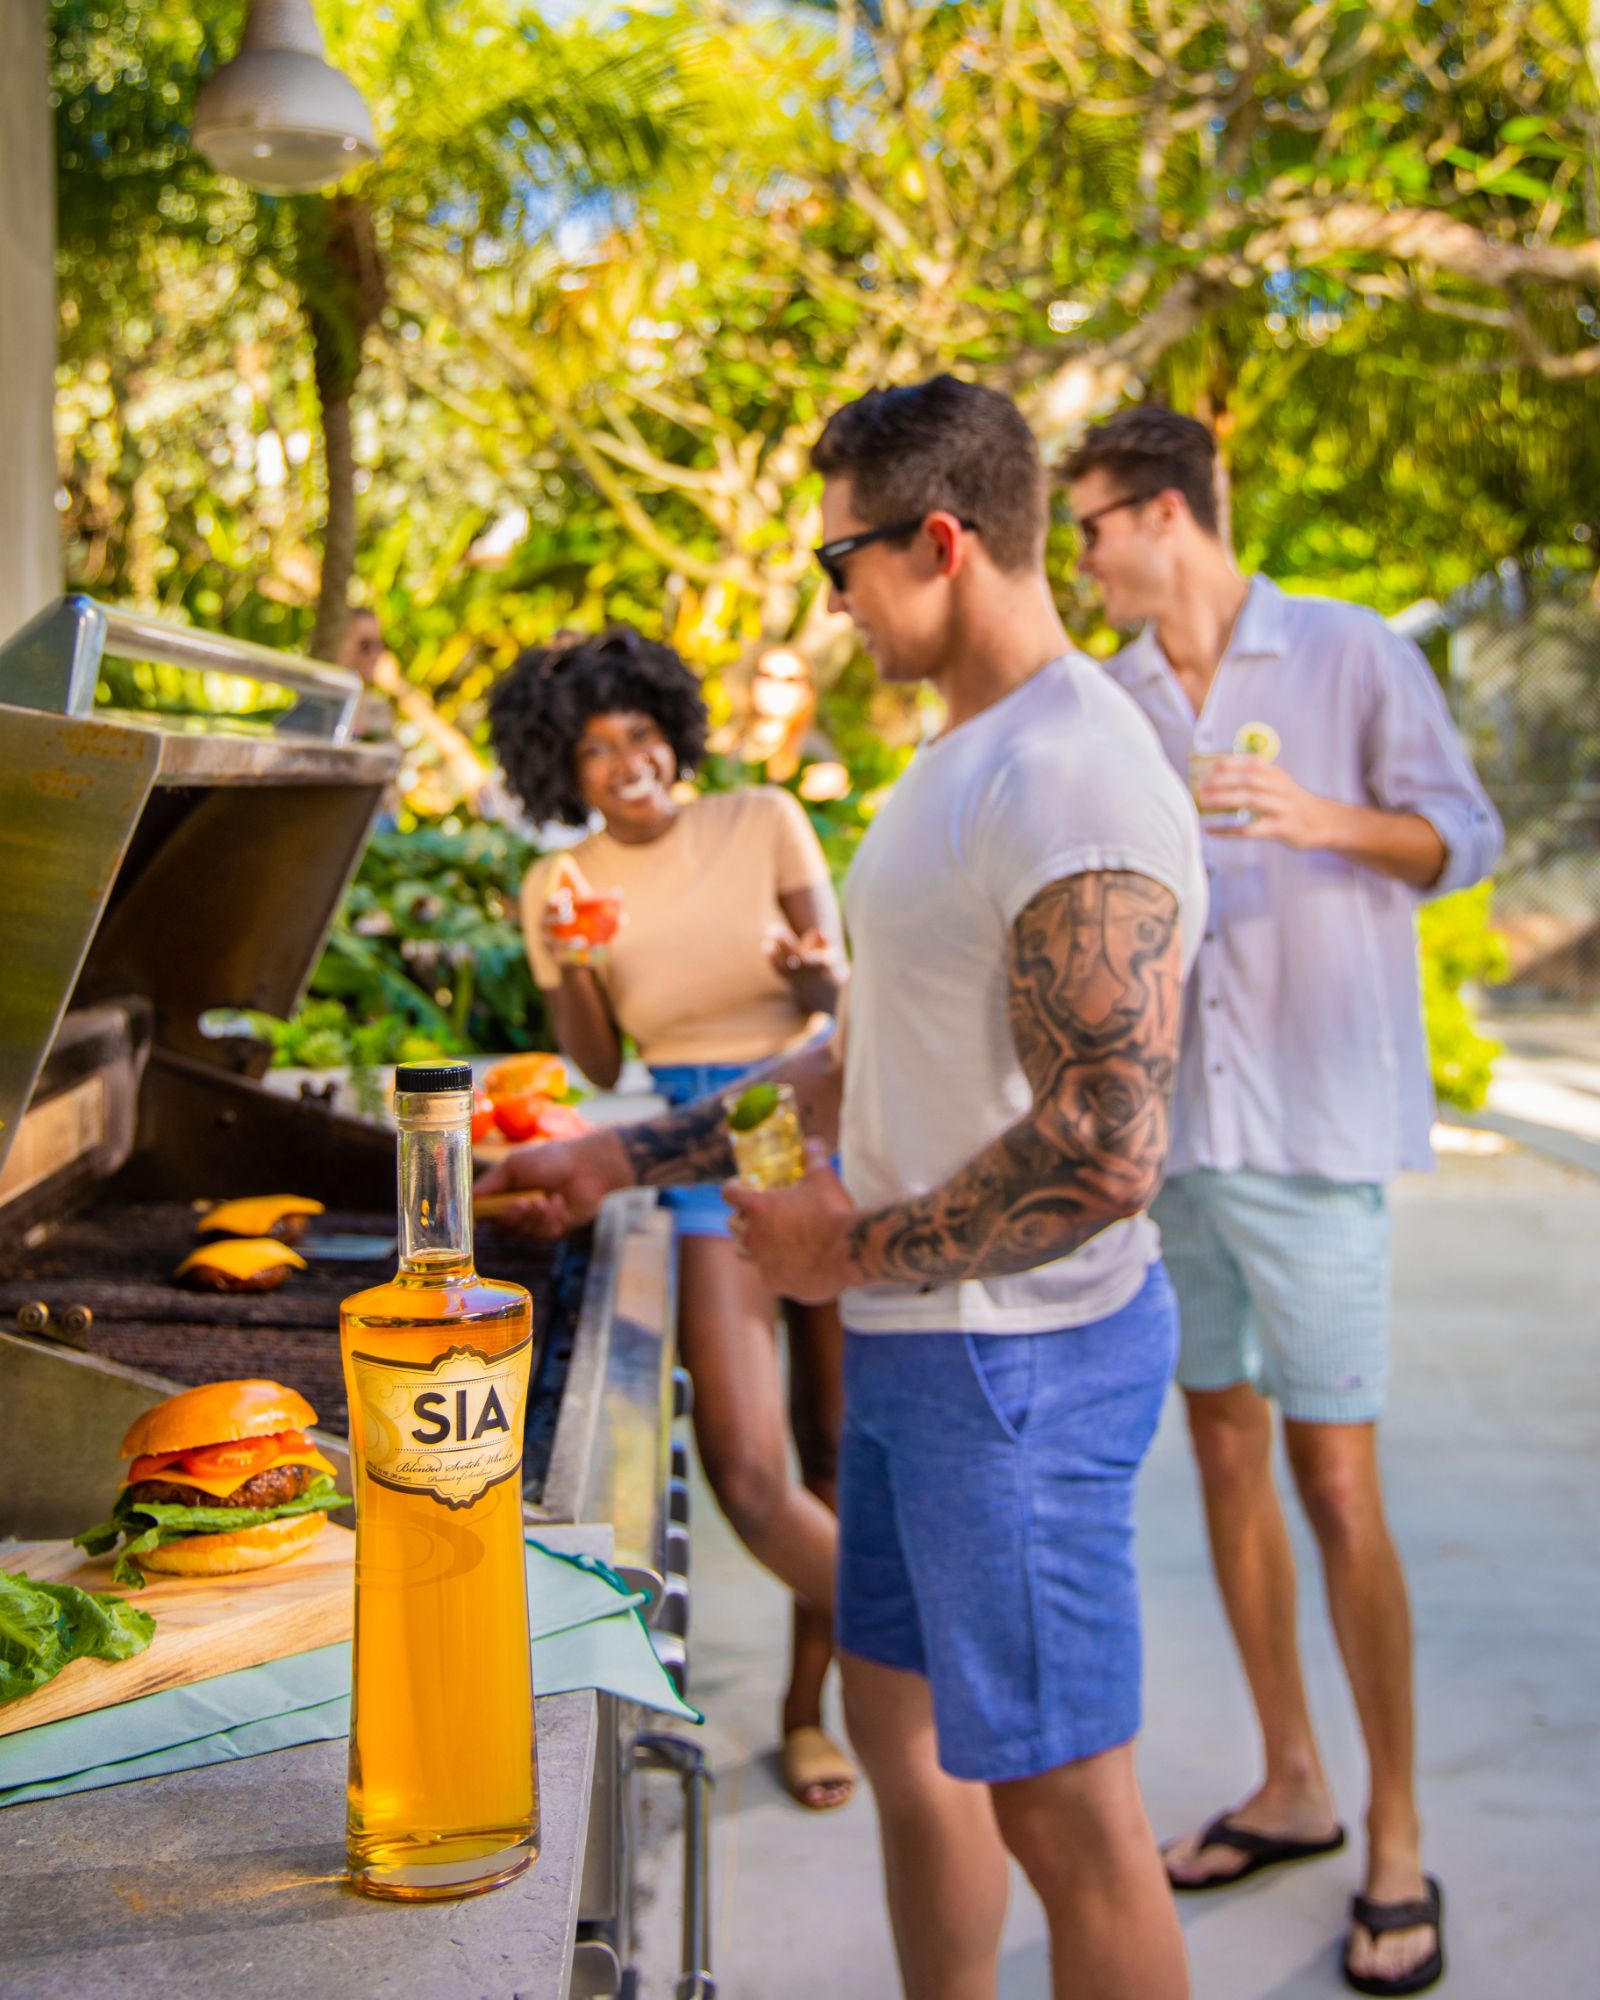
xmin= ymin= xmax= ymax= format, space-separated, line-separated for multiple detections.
xmin=0 ymin=0 xmax=62 ymax=641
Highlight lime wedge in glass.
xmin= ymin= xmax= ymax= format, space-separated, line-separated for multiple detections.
xmin=727 ymin=1083 xmax=780 ymax=1132
xmin=1233 ymin=721 xmax=1280 ymax=761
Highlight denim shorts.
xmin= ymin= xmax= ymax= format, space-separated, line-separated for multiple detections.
xmin=1151 ymin=1168 xmax=1390 ymax=1423
xmin=647 ymin=1063 xmax=751 ymax=1238
xmin=836 ymin=1262 xmax=1178 ymax=1784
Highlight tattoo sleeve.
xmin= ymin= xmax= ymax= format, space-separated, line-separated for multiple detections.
xmin=616 ymin=1095 xmax=736 ymax=1187
xmin=846 ymin=871 xmax=1182 ymax=1287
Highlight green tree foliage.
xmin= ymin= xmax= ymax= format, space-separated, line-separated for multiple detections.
xmin=53 ymin=2 xmax=1591 ymax=1081
xmin=410 ymin=2 xmax=1600 ymax=642
xmin=51 ymin=0 xmax=689 ymax=659
xmin=1419 ymin=884 xmax=1512 ymax=1108
xmin=56 ymin=2 xmax=1600 ymax=710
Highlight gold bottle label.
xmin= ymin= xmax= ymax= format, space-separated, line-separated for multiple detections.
xmin=349 ymin=1336 xmax=532 ymax=1510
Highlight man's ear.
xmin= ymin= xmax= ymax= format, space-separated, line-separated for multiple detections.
xmin=1150 ymin=488 xmax=1189 ymax=536
xmin=925 ymin=510 xmax=969 ymax=575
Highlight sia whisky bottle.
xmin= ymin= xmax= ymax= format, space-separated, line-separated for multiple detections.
xmin=340 ymin=1062 xmax=538 ymax=1899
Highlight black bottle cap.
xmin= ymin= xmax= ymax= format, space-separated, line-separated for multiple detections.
xmin=394 ymin=1062 xmax=474 ymax=1093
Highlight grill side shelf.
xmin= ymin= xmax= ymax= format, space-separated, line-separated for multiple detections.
xmin=527 ymin=1188 xmax=676 ymax=1612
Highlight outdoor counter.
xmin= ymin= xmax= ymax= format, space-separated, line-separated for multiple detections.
xmin=0 ymin=1522 xmax=619 ymax=2000
xmin=0 ymin=1687 xmax=596 ymax=2000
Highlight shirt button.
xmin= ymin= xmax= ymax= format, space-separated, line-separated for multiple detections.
xmin=1205 ymin=931 xmax=1216 ymax=943
xmin=1211 ymin=1064 xmax=1225 ymax=1075
xmin=1206 ymin=998 xmax=1219 ymax=1009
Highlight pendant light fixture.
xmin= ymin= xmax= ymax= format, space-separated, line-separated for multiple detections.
xmin=191 ymin=0 xmax=378 ymax=193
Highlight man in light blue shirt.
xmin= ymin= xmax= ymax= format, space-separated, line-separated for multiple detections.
xmin=1065 ymin=405 xmax=1501 ymax=1999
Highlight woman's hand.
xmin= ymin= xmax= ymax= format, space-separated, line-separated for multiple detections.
xmin=539 ymin=899 xmax=578 ymax=967
xmin=541 ymin=898 xmax=615 ymax=972
xmin=475 ymin=1128 xmax=634 ymax=1238
xmin=766 ymin=923 xmax=845 ymax=1015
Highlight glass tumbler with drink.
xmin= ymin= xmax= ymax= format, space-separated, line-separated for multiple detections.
xmin=1189 ymin=720 xmax=1281 ymax=828
xmin=544 ymin=855 xmax=623 ymax=967
xmin=724 ymin=1081 xmax=806 ymax=1190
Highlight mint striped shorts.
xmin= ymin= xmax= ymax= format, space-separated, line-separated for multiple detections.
xmin=1151 ymin=1168 xmax=1390 ymax=1424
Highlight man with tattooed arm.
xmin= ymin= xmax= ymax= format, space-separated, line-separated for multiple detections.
xmin=479 ymin=376 xmax=1205 ymax=2000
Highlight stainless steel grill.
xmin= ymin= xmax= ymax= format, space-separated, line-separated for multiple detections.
xmin=0 ymin=1199 xmax=583 ymax=1457
xmin=0 ymin=599 xmax=707 ymax=2000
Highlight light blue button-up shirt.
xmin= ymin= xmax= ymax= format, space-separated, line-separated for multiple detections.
xmin=1103 ymin=576 xmax=1503 ymax=1182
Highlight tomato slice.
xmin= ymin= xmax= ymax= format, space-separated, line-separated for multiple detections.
xmin=179 ymin=1435 xmax=280 ymax=1481
xmin=127 ymin=1450 xmax=183 ymax=1484
xmin=127 ymin=1432 xmax=314 ymax=1487
xmin=471 ymin=1091 xmax=498 ymax=1144
xmin=493 ymin=1089 xmax=550 ymax=1143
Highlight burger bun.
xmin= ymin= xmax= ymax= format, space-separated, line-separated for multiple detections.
xmin=136 ymin=1511 xmax=325 ymax=1577
xmin=120 ymin=1379 xmax=318 ymax=1461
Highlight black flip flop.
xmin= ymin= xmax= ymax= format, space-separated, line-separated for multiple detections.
xmin=1165 ymin=1811 xmax=1347 ymax=1892
xmin=1343 ymin=1875 xmax=1445 ymax=1996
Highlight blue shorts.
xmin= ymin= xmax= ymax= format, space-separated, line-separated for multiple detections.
xmin=648 ymin=1063 xmax=751 ymax=1238
xmin=1151 ymin=1168 xmax=1390 ymax=1424
xmin=837 ymin=1262 xmax=1178 ymax=1784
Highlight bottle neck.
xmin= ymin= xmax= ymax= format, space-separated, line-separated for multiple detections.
xmin=395 ymin=1090 xmax=476 ymax=1274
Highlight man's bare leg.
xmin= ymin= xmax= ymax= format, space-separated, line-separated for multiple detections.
xmin=991 ymin=1741 xmax=1189 ymax=2000
xmin=840 ymin=1650 xmax=1010 ymax=2000
xmin=1164 ymin=1384 xmax=1341 ymax=1884
xmin=1285 ymin=1420 xmax=1436 ymax=1989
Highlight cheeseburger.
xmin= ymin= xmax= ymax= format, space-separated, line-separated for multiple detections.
xmin=76 ymin=1379 xmax=347 ymax=1587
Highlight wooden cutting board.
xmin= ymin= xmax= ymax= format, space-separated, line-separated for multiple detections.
xmin=0 ymin=1525 xmax=354 ymax=1737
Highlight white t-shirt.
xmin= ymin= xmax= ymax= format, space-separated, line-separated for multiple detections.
xmin=839 ymin=652 xmax=1206 ymax=1334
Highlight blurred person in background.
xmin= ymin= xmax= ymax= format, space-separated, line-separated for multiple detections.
xmin=489 ymin=628 xmax=857 ymax=1812
xmin=337 ymin=605 xmax=397 ymax=743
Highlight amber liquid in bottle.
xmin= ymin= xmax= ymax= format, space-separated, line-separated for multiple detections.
xmin=341 ymin=1068 xmax=538 ymax=1899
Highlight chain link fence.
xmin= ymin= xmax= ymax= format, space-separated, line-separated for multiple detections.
xmin=1439 ymin=564 xmax=1600 ymax=1001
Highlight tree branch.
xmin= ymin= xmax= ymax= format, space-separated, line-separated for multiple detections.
xmin=407 ymin=263 xmax=734 ymax=585
xmin=1021 ymin=271 xmax=1227 ymax=456
xmin=1248 ymin=203 xmax=1600 ymax=291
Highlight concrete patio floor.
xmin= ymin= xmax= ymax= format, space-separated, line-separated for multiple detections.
xmin=633 ymin=1139 xmax=1599 ymax=1998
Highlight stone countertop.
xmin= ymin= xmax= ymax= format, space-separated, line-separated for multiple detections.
xmin=0 ymin=1525 xmax=615 ymax=2000
xmin=0 ymin=1690 xmax=594 ymax=2000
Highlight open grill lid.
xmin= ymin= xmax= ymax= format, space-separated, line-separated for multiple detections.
xmin=0 ymin=596 xmax=399 ymax=1188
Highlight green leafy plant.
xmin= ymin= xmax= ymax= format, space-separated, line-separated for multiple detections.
xmin=244 ymin=1000 xmax=448 ymax=1073
xmin=316 ymin=822 xmax=550 ymax=1051
xmin=247 ymin=821 xmax=553 ymax=1080
xmin=1419 ymin=884 xmax=1510 ymax=1111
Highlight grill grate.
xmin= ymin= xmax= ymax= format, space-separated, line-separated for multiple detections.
xmin=0 ymin=1203 xmax=583 ymax=1490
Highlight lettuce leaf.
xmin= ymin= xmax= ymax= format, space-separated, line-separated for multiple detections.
xmin=0 ymin=1569 xmax=156 ymax=1706
xmin=75 ymin=1476 xmax=349 ymax=1589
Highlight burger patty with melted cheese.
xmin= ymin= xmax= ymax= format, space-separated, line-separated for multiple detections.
xmin=124 ymin=1463 xmax=320 ymax=1512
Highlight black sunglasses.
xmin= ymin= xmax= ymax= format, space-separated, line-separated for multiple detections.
xmin=815 ymin=514 xmax=980 ymax=593
xmin=1074 ymin=489 xmax=1162 ymax=551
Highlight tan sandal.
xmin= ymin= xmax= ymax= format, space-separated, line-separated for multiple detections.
xmin=781 ymin=1725 xmax=857 ymax=1811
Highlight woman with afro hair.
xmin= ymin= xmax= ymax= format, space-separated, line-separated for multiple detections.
xmin=489 ymin=627 xmax=856 ymax=1812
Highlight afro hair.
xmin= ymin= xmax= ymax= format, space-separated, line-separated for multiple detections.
xmin=488 ymin=627 xmax=710 ymax=827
